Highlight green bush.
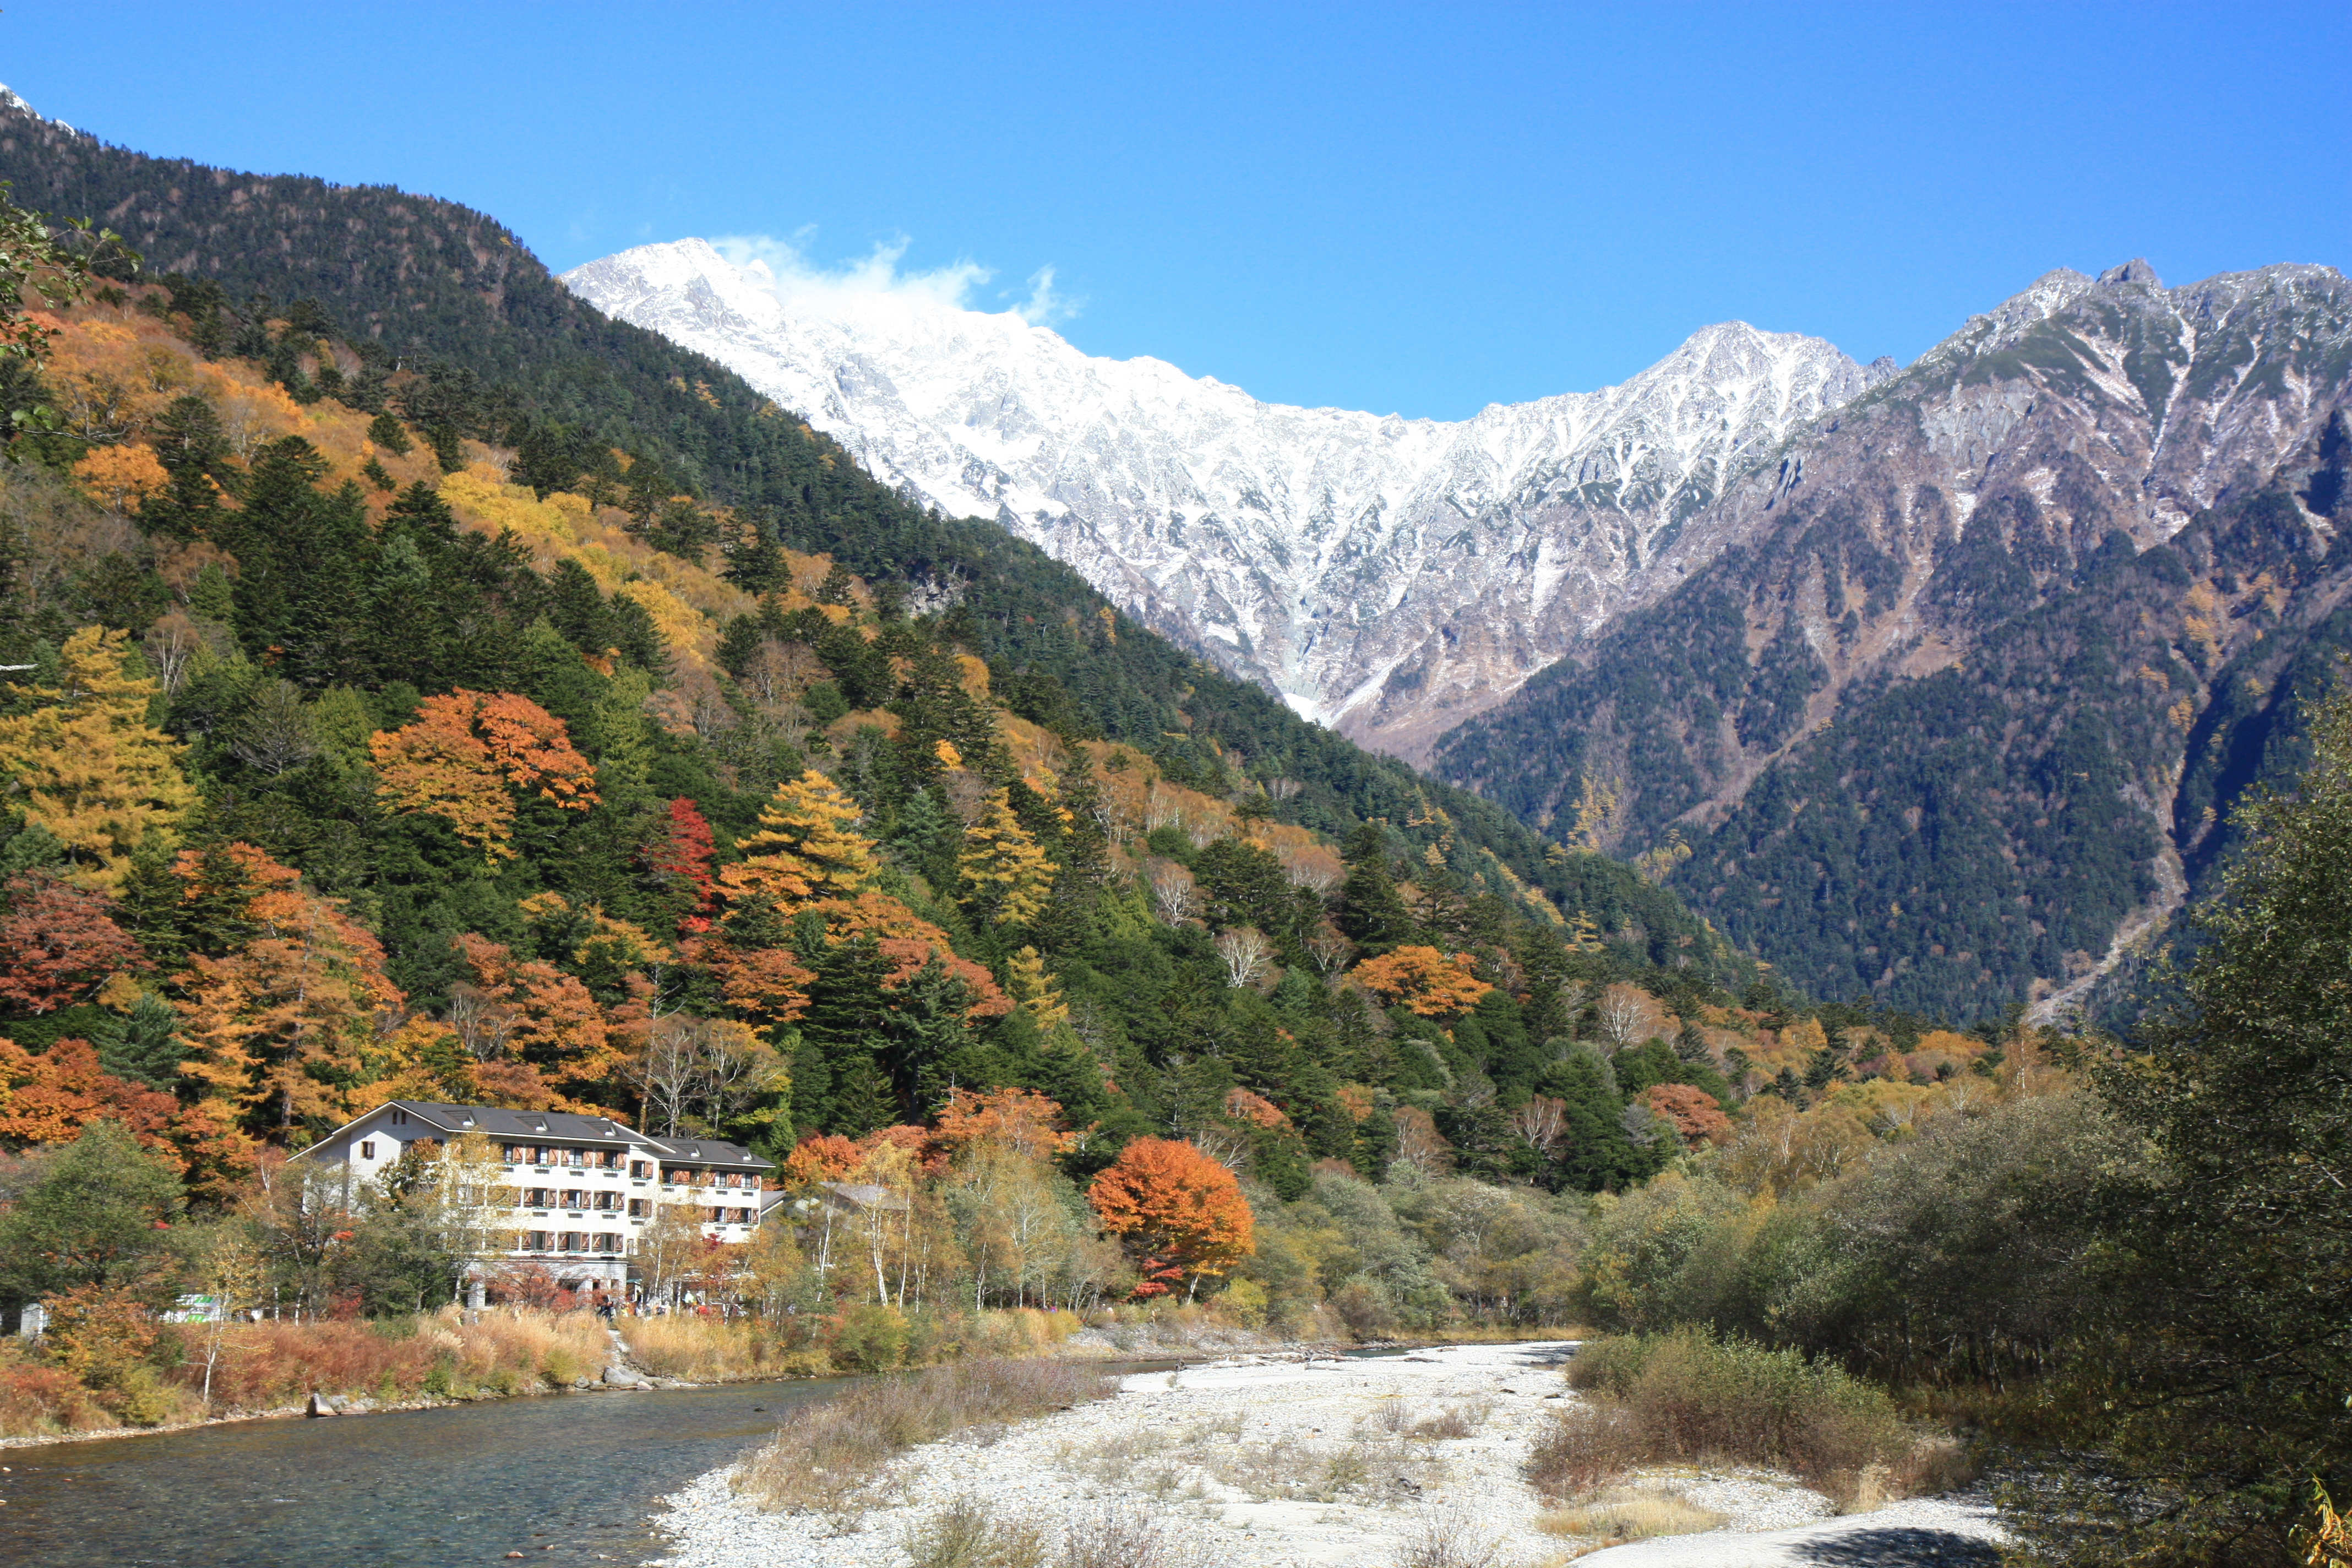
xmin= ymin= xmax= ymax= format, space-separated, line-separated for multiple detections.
xmin=831 ymin=1303 xmax=909 ymax=1374
xmin=1536 ymin=1330 xmax=1925 ymax=1506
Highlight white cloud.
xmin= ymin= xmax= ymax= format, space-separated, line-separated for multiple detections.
xmin=708 ymin=233 xmax=1079 ymax=326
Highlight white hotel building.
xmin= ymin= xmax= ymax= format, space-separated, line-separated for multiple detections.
xmin=296 ymin=1101 xmax=775 ymax=1295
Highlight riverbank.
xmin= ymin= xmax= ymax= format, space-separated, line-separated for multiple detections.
xmin=0 ymin=1304 xmax=1335 ymax=1452
xmin=653 ymin=1342 xmax=2004 ymax=1567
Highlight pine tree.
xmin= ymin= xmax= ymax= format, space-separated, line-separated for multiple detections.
xmin=0 ymin=627 xmax=198 ymax=889
xmin=957 ymin=789 xmax=1058 ymax=928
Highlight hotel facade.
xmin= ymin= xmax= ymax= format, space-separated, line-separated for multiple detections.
xmin=295 ymin=1101 xmax=775 ymax=1295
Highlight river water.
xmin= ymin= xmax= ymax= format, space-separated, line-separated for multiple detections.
xmin=0 ymin=1378 xmax=849 ymax=1567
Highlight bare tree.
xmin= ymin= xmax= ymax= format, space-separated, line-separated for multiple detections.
xmin=1146 ymin=858 xmax=1196 ymax=924
xmin=1214 ymin=927 xmax=1275 ymax=988
xmin=1594 ymin=982 xmax=1666 ymax=1051
xmin=1144 ymin=783 xmax=1183 ymax=832
xmin=1280 ymin=843 xmax=1346 ymax=897
xmin=628 ymin=1014 xmax=710 ymax=1137
xmin=1305 ymin=923 xmax=1355 ymax=977
xmin=144 ymin=612 xmax=206 ymax=696
xmin=1509 ymin=1094 xmax=1568 ymax=1156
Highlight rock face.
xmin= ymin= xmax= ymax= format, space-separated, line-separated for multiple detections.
xmin=562 ymin=239 xmax=1880 ymax=759
xmin=1434 ymin=260 xmax=2352 ymax=1019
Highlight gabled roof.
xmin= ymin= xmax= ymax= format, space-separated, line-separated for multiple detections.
xmin=300 ymin=1101 xmax=772 ymax=1169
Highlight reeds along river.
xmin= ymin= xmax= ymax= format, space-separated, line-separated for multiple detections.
xmin=0 ymin=1378 xmax=850 ymax=1567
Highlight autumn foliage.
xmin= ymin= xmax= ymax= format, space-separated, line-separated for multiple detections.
xmin=0 ymin=1037 xmax=178 ymax=1156
xmin=369 ymin=690 xmax=598 ymax=859
xmin=1087 ymin=1136 xmax=1255 ymax=1298
xmin=1641 ymin=1082 xmax=1734 ymax=1146
xmin=1351 ymin=944 xmax=1493 ymax=1017
xmin=0 ymin=873 xmax=147 ymax=1014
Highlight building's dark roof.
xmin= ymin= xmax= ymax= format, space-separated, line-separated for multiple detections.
xmin=315 ymin=1102 xmax=771 ymax=1169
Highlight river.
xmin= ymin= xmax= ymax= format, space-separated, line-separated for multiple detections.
xmin=0 ymin=1378 xmax=848 ymax=1567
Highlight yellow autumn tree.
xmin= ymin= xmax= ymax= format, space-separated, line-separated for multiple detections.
xmin=0 ymin=626 xmax=198 ymax=889
xmin=957 ymin=789 xmax=1057 ymax=927
xmin=1005 ymin=945 xmax=1070 ymax=1029
xmin=72 ymin=443 xmax=171 ymax=513
xmin=725 ymin=769 xmax=879 ymax=902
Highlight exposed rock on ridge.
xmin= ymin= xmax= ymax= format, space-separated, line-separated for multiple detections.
xmin=562 ymin=239 xmax=1880 ymax=759
xmin=1434 ymin=259 xmax=2352 ymax=1019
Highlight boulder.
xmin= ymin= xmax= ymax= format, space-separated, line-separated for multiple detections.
xmin=305 ymin=1392 xmax=335 ymax=1417
xmin=602 ymin=1364 xmax=634 ymax=1385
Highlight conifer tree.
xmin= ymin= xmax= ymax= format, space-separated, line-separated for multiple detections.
xmin=729 ymin=769 xmax=880 ymax=902
xmin=0 ymin=627 xmax=198 ymax=889
xmin=1335 ymin=823 xmax=1415 ymax=953
xmin=957 ymin=788 xmax=1058 ymax=928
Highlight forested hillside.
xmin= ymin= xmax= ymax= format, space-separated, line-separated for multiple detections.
xmin=1438 ymin=262 xmax=2352 ymax=1022
xmin=0 ymin=91 xmax=1708 ymax=961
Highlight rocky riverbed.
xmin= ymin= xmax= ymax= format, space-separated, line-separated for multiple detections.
xmin=651 ymin=1341 xmax=2007 ymax=1566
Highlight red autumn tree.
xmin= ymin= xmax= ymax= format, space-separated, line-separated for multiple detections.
xmin=641 ymin=797 xmax=717 ymax=933
xmin=0 ymin=872 xmax=148 ymax=1014
xmin=1641 ymin=1082 xmax=1734 ymax=1146
xmin=1088 ymin=1136 xmax=1255 ymax=1300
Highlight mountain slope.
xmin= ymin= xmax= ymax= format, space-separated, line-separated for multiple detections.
xmin=562 ymin=238 xmax=1883 ymax=758
xmin=1435 ymin=260 xmax=2352 ymax=1020
xmin=0 ymin=84 xmax=1740 ymax=978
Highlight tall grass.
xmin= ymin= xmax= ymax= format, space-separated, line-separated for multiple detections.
xmin=734 ymin=1357 xmax=1117 ymax=1515
xmin=1527 ymin=1329 xmax=1966 ymax=1510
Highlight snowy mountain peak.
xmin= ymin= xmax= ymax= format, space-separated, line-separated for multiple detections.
xmin=564 ymin=239 xmax=1874 ymax=757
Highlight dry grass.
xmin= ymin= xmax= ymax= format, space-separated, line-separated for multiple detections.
xmin=1391 ymin=1500 xmax=1504 ymax=1568
xmin=1538 ymin=1489 xmax=1725 ymax=1545
xmin=902 ymin=1495 xmax=1048 ymax=1568
xmin=734 ymin=1357 xmax=1117 ymax=1515
xmin=1531 ymin=1330 xmax=1957 ymax=1510
xmin=1055 ymin=1502 xmax=1211 ymax=1568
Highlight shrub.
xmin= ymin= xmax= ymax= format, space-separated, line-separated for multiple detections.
xmin=831 ymin=1303 xmax=909 ymax=1373
xmin=1055 ymin=1502 xmax=1208 ymax=1568
xmin=902 ymin=1494 xmax=1046 ymax=1568
xmin=1390 ymin=1500 xmax=1503 ymax=1568
xmin=1531 ymin=1329 xmax=1931 ymax=1508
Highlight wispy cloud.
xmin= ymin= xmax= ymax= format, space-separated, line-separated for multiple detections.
xmin=710 ymin=233 xmax=1081 ymax=326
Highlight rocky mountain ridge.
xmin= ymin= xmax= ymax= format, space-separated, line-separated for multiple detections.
xmin=1434 ymin=258 xmax=2352 ymax=1019
xmin=563 ymin=238 xmax=1886 ymax=758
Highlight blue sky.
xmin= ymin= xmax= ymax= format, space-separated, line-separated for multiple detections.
xmin=7 ymin=3 xmax=2345 ymax=420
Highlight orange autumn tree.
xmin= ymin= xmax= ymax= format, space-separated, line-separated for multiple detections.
xmin=932 ymin=1086 xmax=1077 ymax=1163
xmin=171 ymin=843 xmax=405 ymax=1134
xmin=1352 ymin=944 xmax=1493 ymax=1019
xmin=0 ymin=1036 xmax=179 ymax=1157
xmin=369 ymin=689 xmax=598 ymax=861
xmin=1088 ymin=1136 xmax=1255 ymax=1300
xmin=1641 ymin=1082 xmax=1734 ymax=1147
xmin=443 ymin=932 xmax=618 ymax=1109
xmin=72 ymin=442 xmax=170 ymax=512
xmin=781 ymin=1131 xmax=863 ymax=1189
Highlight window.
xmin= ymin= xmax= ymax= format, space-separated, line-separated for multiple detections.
xmin=630 ymin=1160 xmax=651 ymax=1179
xmin=707 ymin=1206 xmax=724 ymax=1224
xmin=562 ymin=1190 xmax=584 ymax=1210
xmin=594 ymin=1234 xmax=618 ymax=1254
xmin=628 ymin=1199 xmax=650 ymax=1217
xmin=503 ymin=1145 xmax=525 ymax=1164
xmin=391 ymin=1107 xmax=408 ymax=1126
xmin=360 ymin=1141 xmax=375 ymax=1160
xmin=532 ymin=1146 xmax=549 ymax=1167
xmin=731 ymin=1208 xmax=753 ymax=1225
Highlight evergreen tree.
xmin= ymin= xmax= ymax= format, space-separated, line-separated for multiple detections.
xmin=1335 ymin=823 xmax=1415 ymax=952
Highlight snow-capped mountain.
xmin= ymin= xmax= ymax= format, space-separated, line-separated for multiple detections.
xmin=563 ymin=239 xmax=1884 ymax=758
